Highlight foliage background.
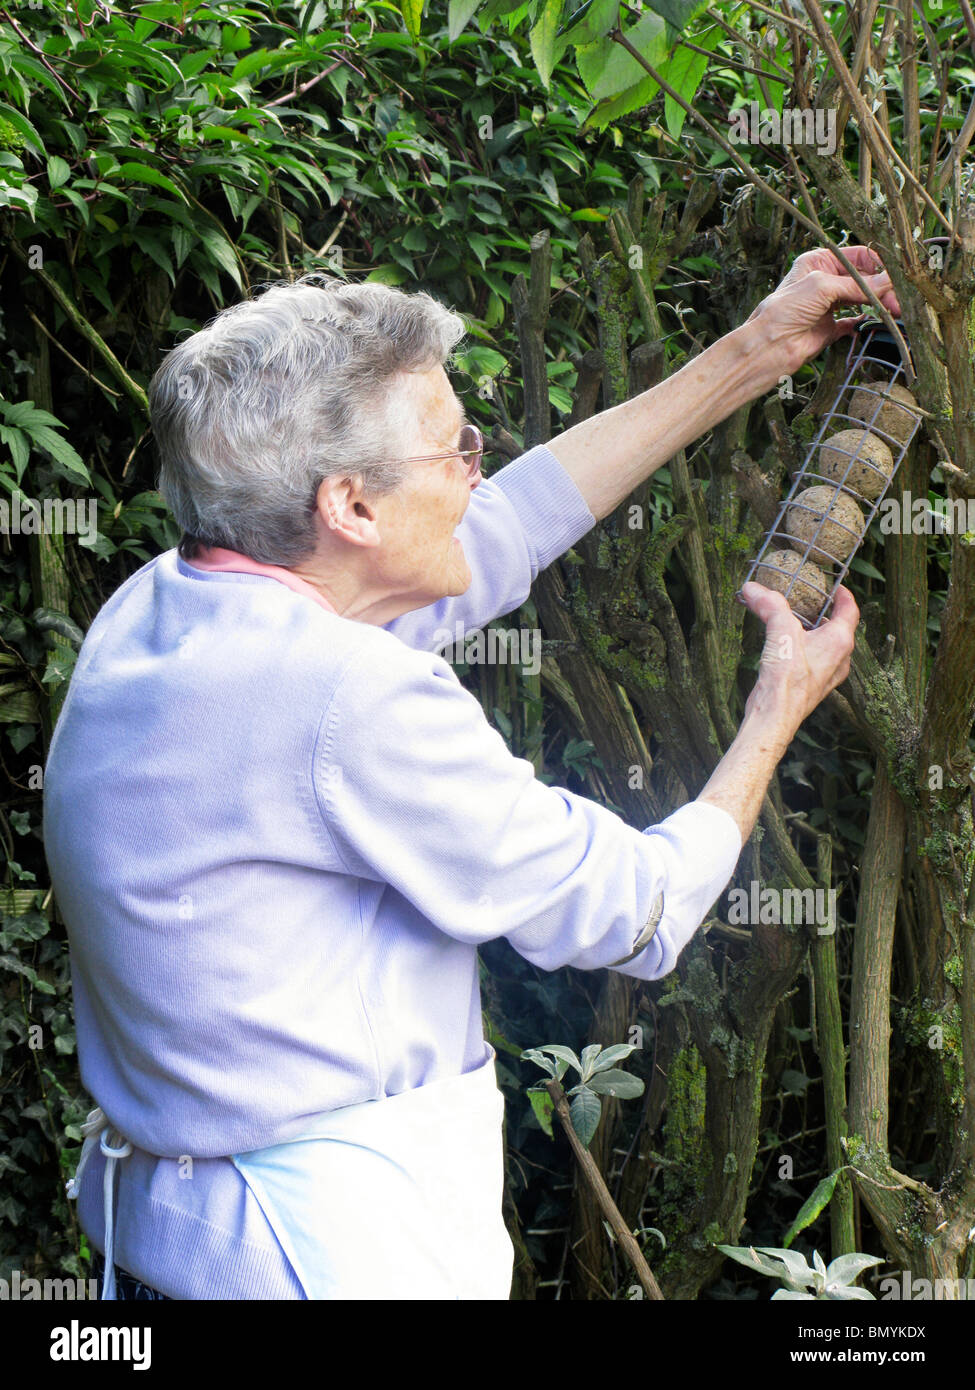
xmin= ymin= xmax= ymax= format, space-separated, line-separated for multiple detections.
xmin=1 ymin=0 xmax=972 ymax=1298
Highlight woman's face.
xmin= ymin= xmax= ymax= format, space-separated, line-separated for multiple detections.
xmin=367 ymin=365 xmax=481 ymax=609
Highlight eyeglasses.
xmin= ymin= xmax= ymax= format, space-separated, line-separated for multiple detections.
xmin=399 ymin=424 xmax=484 ymax=479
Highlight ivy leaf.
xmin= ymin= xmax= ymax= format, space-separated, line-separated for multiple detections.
xmin=42 ymin=651 xmax=77 ymax=687
xmin=32 ymin=608 xmax=85 ymax=649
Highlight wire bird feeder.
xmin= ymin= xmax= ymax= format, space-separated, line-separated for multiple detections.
xmin=735 ymin=319 xmax=925 ymax=629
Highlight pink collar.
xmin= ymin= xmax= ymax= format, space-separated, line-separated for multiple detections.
xmin=183 ymin=546 xmax=337 ymax=615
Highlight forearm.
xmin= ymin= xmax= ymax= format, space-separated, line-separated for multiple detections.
xmin=695 ymin=686 xmax=796 ymax=846
xmin=545 ymin=318 xmax=781 ymax=522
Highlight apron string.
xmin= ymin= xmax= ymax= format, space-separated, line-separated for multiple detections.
xmin=66 ymin=1106 xmax=133 ymax=1300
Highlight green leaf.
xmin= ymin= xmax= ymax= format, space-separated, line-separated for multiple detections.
xmin=47 ymin=155 xmax=71 ymax=190
xmin=299 ymin=0 xmax=331 ymax=40
xmin=662 ymin=29 xmax=717 ymax=139
xmin=365 ymin=264 xmax=408 ymax=284
xmin=231 ymin=48 xmax=270 ymax=82
xmin=197 ymin=226 xmax=243 ymax=289
xmin=642 ymin=0 xmax=710 ymax=27
xmin=0 ymin=102 xmax=45 ymax=159
xmin=520 ymin=1047 xmax=557 ymax=1076
xmin=576 ymin=12 xmax=665 ymax=102
xmin=41 ymin=651 xmax=76 ymax=688
xmin=0 ymin=953 xmax=56 ymax=993
xmin=115 ymin=162 xmax=189 ymax=203
xmin=32 ymin=608 xmax=85 ymax=649
xmin=581 ymin=76 xmax=658 ymax=131
xmin=527 ymin=1086 xmax=555 ymax=1137
xmin=537 ymin=1043 xmax=581 ymax=1072
xmin=179 ymin=47 xmax=217 ymax=80
xmin=587 ymin=1068 xmax=644 ymax=1098
xmin=569 ymin=1085 xmax=601 ymax=1146
xmin=714 ymin=1243 xmax=817 ymax=1289
xmin=23 ymin=426 xmax=90 ymax=484
xmin=783 ymin=1169 xmax=841 ymax=1248
xmin=448 ymin=0 xmax=482 ymax=40
xmin=399 ymin=0 xmax=424 ymax=42
xmin=849 ymin=554 xmax=886 ymax=582
xmin=558 ymin=0 xmax=620 ymax=44
xmin=824 ymin=1252 xmax=885 ymax=1287
xmin=756 ymin=1245 xmax=823 ymax=1291
xmin=131 ymin=229 xmax=175 ymax=285
xmin=588 ymin=1042 xmax=637 ymax=1072
xmin=781 ymin=1067 xmax=813 ymax=1096
xmin=529 ymin=0 xmax=569 ymax=89
xmin=0 ymin=426 xmax=29 ymax=483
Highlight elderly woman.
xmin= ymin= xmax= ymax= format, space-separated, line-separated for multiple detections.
xmin=44 ymin=249 xmax=896 ymax=1301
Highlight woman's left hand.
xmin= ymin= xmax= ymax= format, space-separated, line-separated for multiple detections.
xmin=746 ymin=246 xmax=901 ymax=376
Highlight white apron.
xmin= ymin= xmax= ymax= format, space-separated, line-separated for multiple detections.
xmin=68 ymin=1047 xmax=514 ymax=1301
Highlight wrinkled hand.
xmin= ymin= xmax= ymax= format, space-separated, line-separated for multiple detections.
xmin=739 ymin=580 xmax=860 ymax=732
xmin=746 ymin=246 xmax=901 ymax=377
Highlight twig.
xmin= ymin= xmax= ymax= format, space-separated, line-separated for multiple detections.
xmin=0 ymin=8 xmax=82 ymax=103
xmin=544 ymin=1078 xmax=664 ymax=1300
xmin=675 ymin=35 xmax=789 ymax=85
xmin=8 ymin=241 xmax=149 ymax=417
xmin=710 ymin=0 xmax=812 ymax=36
xmin=607 ymin=28 xmax=910 ymax=365
xmin=265 ymin=57 xmax=344 ymax=108
xmin=26 ymin=309 xmax=120 ymax=398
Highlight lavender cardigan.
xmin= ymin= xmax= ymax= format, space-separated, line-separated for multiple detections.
xmin=43 ymin=444 xmax=742 ymax=1299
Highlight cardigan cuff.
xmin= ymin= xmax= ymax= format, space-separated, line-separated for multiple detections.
xmin=612 ymin=801 xmax=743 ymax=978
xmin=489 ymin=444 xmax=596 ymax=574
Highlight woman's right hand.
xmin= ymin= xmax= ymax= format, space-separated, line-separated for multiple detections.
xmin=739 ymin=580 xmax=860 ymax=734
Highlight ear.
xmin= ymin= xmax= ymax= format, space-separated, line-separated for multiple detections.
xmin=313 ymin=474 xmax=383 ymax=549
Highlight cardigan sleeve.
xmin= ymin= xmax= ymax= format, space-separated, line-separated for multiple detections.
xmin=381 ymin=444 xmax=596 ymax=654
xmin=313 ymin=636 xmax=742 ymax=982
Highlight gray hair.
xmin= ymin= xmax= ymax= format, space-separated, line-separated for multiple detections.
xmin=149 ymin=273 xmax=469 ymax=566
